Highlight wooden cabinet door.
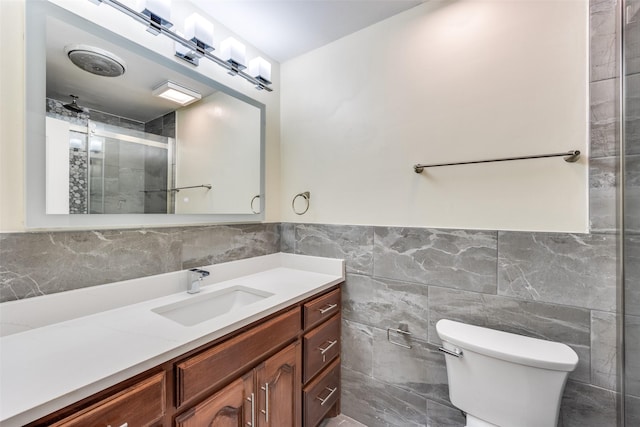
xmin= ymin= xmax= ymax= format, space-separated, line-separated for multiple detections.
xmin=175 ymin=372 xmax=254 ymax=427
xmin=255 ymin=342 xmax=301 ymax=427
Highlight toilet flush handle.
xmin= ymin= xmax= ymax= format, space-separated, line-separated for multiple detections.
xmin=438 ymin=347 xmax=463 ymax=358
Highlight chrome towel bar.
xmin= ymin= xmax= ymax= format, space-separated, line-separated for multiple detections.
xmin=414 ymin=150 xmax=580 ymax=173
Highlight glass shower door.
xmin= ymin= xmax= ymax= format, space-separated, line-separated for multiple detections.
xmin=86 ymin=121 xmax=174 ymax=214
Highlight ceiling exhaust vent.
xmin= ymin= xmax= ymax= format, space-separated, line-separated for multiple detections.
xmin=65 ymin=44 xmax=126 ymax=77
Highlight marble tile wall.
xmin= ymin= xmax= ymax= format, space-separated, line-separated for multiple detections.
xmin=282 ymin=222 xmax=620 ymax=426
xmin=0 ymin=223 xmax=279 ymax=302
xmin=589 ymin=0 xmax=620 ymax=234
xmin=144 ymin=112 xmax=176 ymax=138
xmin=289 ymin=166 xmax=627 ymax=427
xmin=69 ymin=142 xmax=89 ymax=214
xmin=46 ymin=97 xmax=146 ymax=131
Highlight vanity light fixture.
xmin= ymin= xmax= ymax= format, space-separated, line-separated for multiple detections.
xmin=184 ymin=13 xmax=214 ymax=57
xmin=152 ymin=81 xmax=202 ymax=106
xmin=89 ymin=0 xmax=273 ymax=92
xmin=137 ymin=0 xmax=172 ymax=35
xmin=220 ymin=37 xmax=247 ymax=75
xmin=175 ymin=31 xmax=200 ymax=66
xmin=248 ymin=57 xmax=272 ymax=89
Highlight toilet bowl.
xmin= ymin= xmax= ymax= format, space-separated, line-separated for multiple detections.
xmin=436 ymin=319 xmax=579 ymax=427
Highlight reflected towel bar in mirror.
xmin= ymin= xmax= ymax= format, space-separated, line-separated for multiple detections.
xmin=143 ymin=184 xmax=212 ymax=193
xmin=413 ymin=150 xmax=581 ymax=173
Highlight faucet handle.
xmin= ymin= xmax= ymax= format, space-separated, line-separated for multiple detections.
xmin=189 ymin=268 xmax=210 ymax=278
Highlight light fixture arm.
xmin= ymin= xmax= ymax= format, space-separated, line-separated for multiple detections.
xmin=90 ymin=0 xmax=273 ymax=92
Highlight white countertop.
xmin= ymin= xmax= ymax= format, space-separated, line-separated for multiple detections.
xmin=0 ymin=253 xmax=345 ymax=426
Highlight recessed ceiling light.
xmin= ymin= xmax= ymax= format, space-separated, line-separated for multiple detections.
xmin=152 ymin=81 xmax=201 ymax=106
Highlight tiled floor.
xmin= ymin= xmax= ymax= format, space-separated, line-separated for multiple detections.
xmin=320 ymin=414 xmax=368 ymax=426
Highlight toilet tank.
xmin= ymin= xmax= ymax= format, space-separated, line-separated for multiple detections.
xmin=436 ymin=319 xmax=579 ymax=427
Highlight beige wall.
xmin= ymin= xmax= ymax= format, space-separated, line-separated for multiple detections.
xmin=280 ymin=0 xmax=589 ymax=232
xmin=0 ymin=0 xmax=281 ymax=231
xmin=0 ymin=0 xmax=26 ymax=232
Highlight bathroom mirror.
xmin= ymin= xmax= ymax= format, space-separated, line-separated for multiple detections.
xmin=26 ymin=1 xmax=265 ymax=227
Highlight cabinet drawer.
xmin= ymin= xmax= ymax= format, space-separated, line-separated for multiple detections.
xmin=176 ymin=308 xmax=301 ymax=406
xmin=304 ymin=288 xmax=340 ymax=329
xmin=51 ymin=372 xmax=165 ymax=427
xmin=303 ymin=314 xmax=340 ymax=383
xmin=303 ymin=358 xmax=340 ymax=427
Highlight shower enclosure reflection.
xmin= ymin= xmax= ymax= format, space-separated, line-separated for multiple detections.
xmin=46 ymin=99 xmax=176 ymax=214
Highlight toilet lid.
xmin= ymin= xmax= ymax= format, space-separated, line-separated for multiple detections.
xmin=436 ymin=319 xmax=579 ymax=371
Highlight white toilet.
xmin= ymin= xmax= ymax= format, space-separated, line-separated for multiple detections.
xmin=436 ymin=319 xmax=579 ymax=427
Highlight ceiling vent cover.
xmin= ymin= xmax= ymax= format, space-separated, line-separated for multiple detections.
xmin=65 ymin=44 xmax=126 ymax=77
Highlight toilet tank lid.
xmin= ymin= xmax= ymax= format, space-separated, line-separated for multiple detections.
xmin=436 ymin=319 xmax=579 ymax=372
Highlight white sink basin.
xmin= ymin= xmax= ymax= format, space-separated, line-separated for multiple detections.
xmin=152 ymin=286 xmax=274 ymax=326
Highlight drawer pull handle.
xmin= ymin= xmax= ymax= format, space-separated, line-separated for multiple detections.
xmin=260 ymin=383 xmax=269 ymax=422
xmin=318 ymin=340 xmax=338 ymax=355
xmin=318 ymin=339 xmax=338 ymax=362
xmin=107 ymin=424 xmax=128 ymax=427
xmin=316 ymin=386 xmax=338 ymax=406
xmin=318 ymin=303 xmax=338 ymax=314
xmin=246 ymin=392 xmax=255 ymax=426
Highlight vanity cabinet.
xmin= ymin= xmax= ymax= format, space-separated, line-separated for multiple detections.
xmin=48 ymin=371 xmax=166 ymax=427
xmin=176 ymin=342 xmax=300 ymax=427
xmin=26 ymin=285 xmax=341 ymax=427
xmin=302 ymin=288 xmax=341 ymax=426
xmin=175 ymin=308 xmax=300 ymax=408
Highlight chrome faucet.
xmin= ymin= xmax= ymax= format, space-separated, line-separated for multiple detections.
xmin=188 ymin=268 xmax=210 ymax=294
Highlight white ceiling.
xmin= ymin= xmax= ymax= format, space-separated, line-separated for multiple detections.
xmin=190 ymin=0 xmax=424 ymax=63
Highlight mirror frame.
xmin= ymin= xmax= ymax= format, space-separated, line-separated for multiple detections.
xmin=25 ymin=1 xmax=266 ymax=229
